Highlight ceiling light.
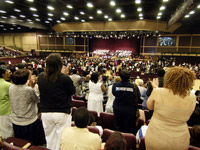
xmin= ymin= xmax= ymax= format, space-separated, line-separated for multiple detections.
xmin=14 ymin=9 xmax=21 ymax=12
xmin=66 ymin=5 xmax=73 ymax=9
xmin=33 ymin=14 xmax=39 ymax=17
xmin=30 ymin=7 xmax=37 ymax=11
xmin=163 ymin=0 xmax=169 ymax=2
xmin=61 ymin=17 xmax=65 ymax=20
xmin=45 ymin=21 xmax=50 ymax=23
xmin=0 ymin=25 xmax=4 ymax=27
xmin=108 ymin=18 xmax=112 ymax=21
xmin=48 ymin=18 xmax=52 ymax=21
xmin=198 ymin=4 xmax=200 ymax=8
xmin=56 ymin=20 xmax=61 ymax=23
xmin=0 ymin=10 xmax=6 ymax=13
xmin=121 ymin=14 xmax=125 ymax=18
xmin=160 ymin=6 xmax=166 ymax=10
xmin=27 ymin=0 xmax=34 ymax=2
xmin=137 ymin=7 xmax=142 ymax=12
xmin=63 ymin=12 xmax=69 ymax=16
xmin=74 ymin=16 xmax=79 ymax=20
xmin=3 ymin=28 xmax=7 ymax=30
xmin=116 ymin=8 xmax=122 ymax=13
xmin=47 ymin=6 xmax=54 ymax=10
xmin=17 ymin=27 xmax=21 ymax=29
xmin=89 ymin=16 xmax=93 ymax=19
xmin=27 ymin=19 xmax=32 ymax=22
xmin=97 ymin=10 xmax=102 ymax=14
xmin=81 ymin=19 xmax=85 ymax=22
xmin=87 ymin=2 xmax=93 ymax=8
xmin=18 ymin=20 xmax=23 ymax=22
xmin=184 ymin=15 xmax=190 ymax=18
xmin=19 ymin=15 xmax=26 ymax=18
xmin=140 ymin=17 xmax=143 ymax=20
xmin=139 ymin=13 xmax=143 ymax=16
xmin=80 ymin=11 xmax=85 ymax=15
xmin=35 ymin=18 xmax=40 ymax=21
xmin=157 ymin=16 xmax=161 ymax=19
xmin=1 ymin=16 xmax=7 ymax=19
xmin=104 ymin=15 xmax=108 ymax=19
xmin=135 ymin=0 xmax=141 ymax=4
xmin=158 ymin=12 xmax=162 ymax=16
xmin=189 ymin=10 xmax=195 ymax=14
xmin=10 ymin=15 xmax=16 ymax=18
xmin=5 ymin=0 xmax=14 ymax=4
xmin=10 ymin=28 xmax=14 ymax=30
xmin=110 ymin=1 xmax=116 ymax=6
xmin=48 ymin=13 xmax=53 ymax=16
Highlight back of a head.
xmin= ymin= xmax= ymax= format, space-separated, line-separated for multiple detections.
xmin=18 ymin=63 xmax=25 ymax=69
xmin=45 ymin=53 xmax=63 ymax=82
xmin=104 ymin=132 xmax=127 ymax=150
xmin=157 ymin=68 xmax=165 ymax=77
xmin=85 ymin=75 xmax=91 ymax=82
xmin=74 ymin=107 xmax=89 ymax=128
xmin=72 ymin=69 xmax=77 ymax=74
xmin=12 ymin=69 xmax=29 ymax=85
xmin=114 ymin=76 xmax=121 ymax=83
xmin=135 ymin=79 xmax=144 ymax=86
xmin=119 ymin=69 xmax=130 ymax=82
xmin=0 ymin=65 xmax=6 ymax=78
xmin=91 ymin=72 xmax=99 ymax=84
xmin=164 ymin=66 xmax=196 ymax=98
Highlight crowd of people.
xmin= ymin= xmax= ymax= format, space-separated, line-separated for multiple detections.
xmin=0 ymin=53 xmax=200 ymax=150
xmin=0 ymin=47 xmax=21 ymax=58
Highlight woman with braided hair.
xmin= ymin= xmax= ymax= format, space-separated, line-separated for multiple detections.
xmin=145 ymin=66 xmax=196 ymax=150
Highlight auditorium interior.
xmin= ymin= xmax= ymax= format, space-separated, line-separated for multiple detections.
xmin=0 ymin=0 xmax=200 ymax=150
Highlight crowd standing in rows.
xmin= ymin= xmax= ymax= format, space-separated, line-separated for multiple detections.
xmin=0 ymin=53 xmax=200 ymax=150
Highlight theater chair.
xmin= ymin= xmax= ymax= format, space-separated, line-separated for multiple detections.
xmin=3 ymin=142 xmax=27 ymax=150
xmin=102 ymin=129 xmax=137 ymax=150
xmin=72 ymin=99 xmax=87 ymax=108
xmin=188 ymin=146 xmax=200 ymax=150
xmin=5 ymin=137 xmax=31 ymax=148
xmin=88 ymin=110 xmax=99 ymax=124
xmin=99 ymin=112 xmax=115 ymax=130
xmin=72 ymin=95 xmax=81 ymax=100
xmin=72 ymin=107 xmax=78 ymax=121
xmin=87 ymin=126 xmax=100 ymax=135
xmin=30 ymin=146 xmax=50 ymax=150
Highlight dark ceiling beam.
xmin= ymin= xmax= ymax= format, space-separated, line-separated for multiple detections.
xmin=167 ymin=0 xmax=194 ymax=28
xmin=0 ymin=18 xmax=48 ymax=29
xmin=52 ymin=20 xmax=181 ymax=33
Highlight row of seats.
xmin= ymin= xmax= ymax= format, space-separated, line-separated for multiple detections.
xmin=2 ymin=137 xmax=49 ymax=150
xmin=4 ymin=129 xmax=200 ymax=150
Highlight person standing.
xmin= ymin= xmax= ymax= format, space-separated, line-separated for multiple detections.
xmin=88 ymin=72 xmax=106 ymax=116
xmin=9 ymin=69 xmax=40 ymax=145
xmin=112 ymin=69 xmax=138 ymax=134
xmin=0 ymin=65 xmax=13 ymax=139
xmin=38 ymin=53 xmax=75 ymax=150
xmin=70 ymin=69 xmax=81 ymax=96
xmin=145 ymin=67 xmax=196 ymax=150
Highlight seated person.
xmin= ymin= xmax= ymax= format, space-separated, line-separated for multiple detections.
xmin=104 ymin=131 xmax=127 ymax=150
xmin=60 ymin=107 xmax=102 ymax=150
xmin=136 ymin=125 xmax=148 ymax=144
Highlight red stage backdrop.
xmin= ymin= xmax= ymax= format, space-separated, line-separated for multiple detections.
xmin=90 ymin=38 xmax=140 ymax=56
